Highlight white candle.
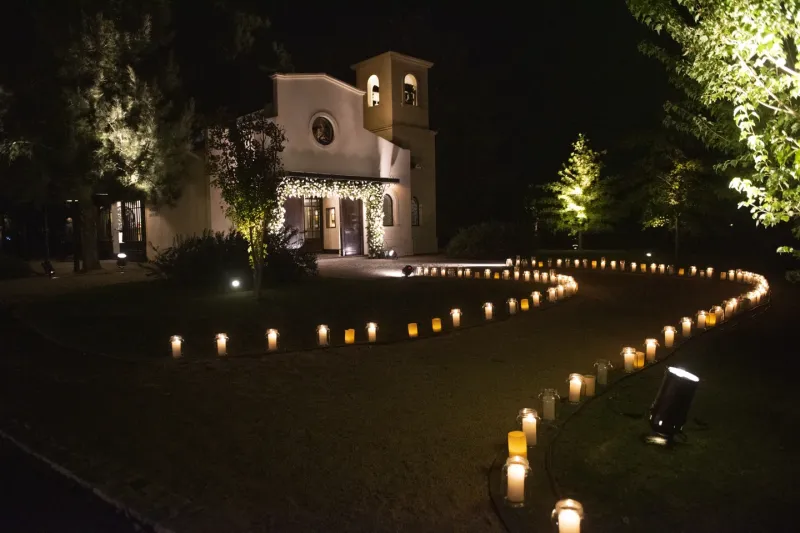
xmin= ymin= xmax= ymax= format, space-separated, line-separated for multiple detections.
xmin=457 ymin=268 xmax=463 ymax=277
xmin=706 ymin=267 xmax=714 ymax=277
xmin=542 ymin=272 xmax=549 ymax=283
xmin=521 ymin=412 xmax=537 ymax=445
xmin=543 ymin=396 xmax=556 ymax=421
xmin=548 ymin=288 xmax=557 ymax=302
xmin=170 ymin=336 xmax=182 ymax=358
xmin=558 ymin=509 xmax=581 ymax=533
xmin=532 ymin=292 xmax=541 ymax=307
xmin=484 ymin=303 xmax=493 ymax=320
xmin=659 ymin=264 xmax=665 ymax=274
xmin=645 ymin=339 xmax=657 ymax=363
xmin=681 ymin=318 xmax=692 ymax=337
xmin=622 ymin=347 xmax=635 ymax=372
xmin=601 ymin=259 xmax=606 ymax=269
xmin=583 ymin=375 xmax=596 ymax=397
xmin=690 ymin=266 xmax=697 ymax=276
xmin=266 ymin=329 xmax=278 ymax=351
xmin=557 ymin=285 xmax=565 ymax=299
xmin=317 ymin=326 xmax=329 ymax=346
xmin=484 ymin=269 xmax=491 ymax=278
xmin=508 ymin=299 xmax=517 ymax=315
xmin=664 ymin=327 xmax=675 ymax=348
xmin=523 ymin=271 xmax=530 ymax=281
xmin=216 ymin=334 xmax=227 ymax=356
xmin=697 ymin=312 xmax=706 ymax=329
xmin=714 ymin=306 xmax=724 ymax=323
xmin=514 ymin=270 xmax=520 ymax=281
xmin=367 ymin=323 xmax=377 ymax=342
xmin=568 ymin=374 xmax=583 ymax=403
xmin=557 ymin=259 xmax=563 ymax=267
xmin=534 ymin=271 xmax=540 ymax=282
xmin=450 ymin=309 xmax=461 ymax=328
xmin=506 ymin=463 xmax=526 ymax=503
xmin=611 ymin=260 xmax=617 ymax=270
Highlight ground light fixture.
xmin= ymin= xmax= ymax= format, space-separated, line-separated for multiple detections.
xmin=646 ymin=252 xmax=652 ymax=257
xmin=401 ymin=264 xmax=414 ymax=277
xmin=230 ymin=278 xmax=241 ymax=289
xmin=517 ymin=408 xmax=538 ymax=446
xmin=552 ymin=499 xmax=584 ymax=533
xmin=649 ymin=366 xmax=700 ymax=441
xmin=503 ymin=455 xmax=530 ymax=507
xmin=116 ymin=252 xmax=127 ymax=272
xmin=42 ymin=260 xmax=55 ymax=278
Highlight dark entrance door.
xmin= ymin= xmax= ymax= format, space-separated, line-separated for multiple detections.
xmin=303 ymin=197 xmax=323 ymax=252
xmin=120 ymin=199 xmax=146 ymax=261
xmin=339 ymin=198 xmax=363 ymax=256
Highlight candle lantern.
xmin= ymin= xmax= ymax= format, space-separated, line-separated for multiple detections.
xmin=503 ymin=269 xmax=510 ymax=280
xmin=582 ymin=259 xmax=588 ymax=268
xmin=531 ymin=291 xmax=542 ymax=307
xmin=520 ymin=298 xmax=530 ymax=311
xmin=431 ymin=318 xmax=442 ymax=333
xmin=344 ymin=328 xmax=356 ymax=344
xmin=548 ymin=258 xmax=553 ymax=267
xmin=644 ymin=338 xmax=659 ymax=363
xmin=711 ymin=305 xmax=724 ymax=325
xmin=517 ymin=408 xmax=538 ymax=446
xmin=493 ymin=272 xmax=500 ymax=280
xmin=366 ymin=322 xmax=378 ymax=342
xmin=650 ymin=263 xmax=656 ymax=274
xmin=541 ymin=272 xmax=549 ymax=283
xmin=431 ymin=267 xmax=438 ymax=277
xmin=170 ymin=335 xmax=183 ymax=358
xmin=662 ymin=326 xmax=676 ymax=348
xmin=574 ymin=259 xmax=580 ymax=268
xmin=583 ymin=375 xmax=597 ymax=397
xmin=678 ymin=267 xmax=685 ymax=276
xmin=620 ymin=260 xmax=626 ymax=271
xmin=594 ymin=359 xmax=613 ymax=385
xmin=640 ymin=263 xmax=647 ymax=273
xmin=556 ymin=285 xmax=565 ymax=299
xmin=728 ymin=269 xmax=735 ymax=280
xmin=503 ymin=455 xmax=531 ymax=507
xmin=514 ymin=270 xmax=520 ymax=281
xmin=725 ymin=298 xmax=737 ymax=317
xmin=266 ymin=329 xmax=279 ymax=352
xmin=538 ymin=261 xmax=544 ymax=268
xmin=658 ymin=264 xmax=665 ymax=274
xmin=601 ymin=257 xmax=607 ymax=269
xmin=506 ymin=258 xmax=513 ymax=267
xmin=515 ymin=255 xmax=521 ymax=266
xmin=552 ymin=499 xmax=584 ymax=533
xmin=720 ymin=271 xmax=727 ymax=280
xmin=474 ymin=271 xmax=481 ymax=279
xmin=696 ymin=310 xmax=707 ymax=329
xmin=699 ymin=270 xmax=705 ymax=278
xmin=465 ymin=268 xmax=472 ymax=277
xmin=706 ymin=267 xmax=714 ymax=277
xmin=423 ymin=266 xmax=430 ymax=276
xmin=690 ymin=266 xmax=697 ymax=276
xmin=621 ymin=346 xmax=636 ymax=373
xmin=415 ymin=266 xmax=423 ymax=276
xmin=547 ymin=287 xmax=557 ymax=302
xmin=591 ymin=260 xmax=598 ymax=269
xmin=568 ymin=373 xmax=584 ymax=403
xmin=507 ymin=430 xmax=527 ymax=458
xmin=538 ymin=388 xmax=560 ymax=421
xmin=631 ymin=261 xmax=638 ymax=272
xmin=649 ymin=366 xmax=700 ymax=440
xmin=736 ymin=269 xmax=743 ymax=282
xmin=533 ymin=271 xmax=541 ymax=283
xmin=317 ymin=325 xmax=330 ymax=347
xmin=610 ymin=260 xmax=617 ymax=270
xmin=634 ymin=350 xmax=646 ymax=369
xmin=484 ymin=268 xmax=491 ymax=278
xmin=483 ymin=302 xmax=494 ymax=320
xmin=441 ymin=268 xmax=447 ymax=277
xmin=216 ymin=333 xmax=228 ymax=356
xmin=457 ymin=268 xmax=463 ymax=278
xmin=407 ymin=323 xmax=419 ymax=338
xmin=680 ymin=317 xmax=693 ymax=337
xmin=523 ymin=270 xmax=531 ymax=281
xmin=557 ymin=259 xmax=563 ymax=267
xmin=507 ymin=298 xmax=518 ymax=315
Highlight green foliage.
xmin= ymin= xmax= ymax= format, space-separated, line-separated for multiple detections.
xmin=446 ymin=221 xmax=532 ymax=259
xmin=263 ymin=225 xmax=318 ymax=283
xmin=151 ymin=230 xmax=250 ymax=288
xmin=536 ymin=134 xmax=611 ymax=243
xmin=0 ymin=252 xmax=33 ymax=280
xmin=627 ymin=0 xmax=800 ymax=253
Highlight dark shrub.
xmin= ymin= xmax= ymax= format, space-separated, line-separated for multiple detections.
xmin=0 ymin=252 xmax=33 ymax=279
xmin=264 ymin=226 xmax=318 ymax=283
xmin=446 ymin=221 xmax=533 ymax=259
xmin=151 ymin=231 xmax=251 ymax=288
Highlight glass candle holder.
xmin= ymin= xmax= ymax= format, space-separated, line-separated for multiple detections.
xmin=464 ymin=268 xmax=472 ymax=277
xmin=711 ymin=305 xmax=724 ymax=325
xmin=728 ymin=269 xmax=735 ymax=280
xmin=620 ymin=260 xmax=626 ymax=270
xmin=517 ymin=408 xmax=539 ymax=446
xmin=542 ymin=272 xmax=549 ymax=283
xmin=484 ymin=268 xmax=491 ymax=278
xmin=366 ymin=322 xmax=378 ymax=342
xmin=507 ymin=430 xmax=527 ymax=458
xmin=631 ymin=262 xmax=637 ymax=272
xmin=430 ymin=267 xmax=438 ymax=277
xmin=503 ymin=455 xmax=531 ymax=507
xmin=548 ymin=287 xmax=557 ymax=302
xmin=457 ymin=268 xmax=463 ymax=278
xmin=450 ymin=309 xmax=461 ymax=328
xmin=431 ymin=318 xmax=442 ymax=333
xmin=170 ymin=335 xmax=184 ymax=358
xmin=483 ymin=302 xmax=494 ymax=320
xmin=568 ymin=373 xmax=584 ymax=403
xmin=650 ymin=263 xmax=656 ymax=274
xmin=503 ymin=269 xmax=510 ymax=280
xmin=678 ymin=267 xmax=685 ymax=276
xmin=634 ymin=350 xmax=646 ymax=370
xmin=690 ymin=266 xmax=697 ymax=276
xmin=621 ymin=346 xmax=636 ymax=373
xmin=706 ymin=267 xmax=714 ymax=277
xmin=523 ymin=270 xmax=531 ymax=282
xmin=552 ymin=499 xmax=584 ymax=533
xmin=423 ymin=266 xmax=430 ymax=276
xmin=659 ymin=264 xmax=665 ymax=274
xmin=557 ymin=285 xmax=565 ymax=299
xmin=539 ymin=388 xmax=560 ymax=421
xmin=644 ymin=338 xmax=659 ymax=363
xmin=506 ymin=258 xmax=513 ymax=267
xmin=415 ymin=266 xmax=423 ymax=276
xmin=640 ymin=262 xmax=647 ymax=273
xmin=507 ymin=298 xmax=518 ymax=315
xmin=557 ymin=259 xmax=563 ymax=267
xmin=520 ymin=298 xmax=530 ymax=311
xmin=696 ymin=310 xmax=707 ymax=329
xmin=266 ymin=329 xmax=279 ymax=352
xmin=216 ymin=333 xmax=229 ymax=356
xmin=574 ymin=259 xmax=580 ymax=268
xmin=591 ymin=260 xmax=598 ymax=269
xmin=610 ymin=260 xmax=617 ymax=270
xmin=514 ymin=270 xmax=520 ymax=281
xmin=680 ymin=317 xmax=693 ymax=337
xmin=316 ymin=325 xmax=330 ymax=347
xmin=601 ymin=257 xmax=607 ymax=269
xmin=583 ymin=374 xmax=596 ymax=397
xmin=662 ymin=325 xmax=676 ymax=347
xmin=531 ymin=291 xmax=542 ymax=307
xmin=594 ymin=359 xmax=612 ymax=385
xmin=407 ymin=323 xmax=418 ymax=338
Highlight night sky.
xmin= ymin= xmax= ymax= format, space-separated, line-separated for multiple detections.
xmin=266 ymin=1 xmax=671 ymax=240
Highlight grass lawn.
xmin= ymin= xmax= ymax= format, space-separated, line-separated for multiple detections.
xmin=549 ymin=287 xmax=799 ymax=532
xmin=18 ymin=276 xmax=552 ymax=359
xmin=0 ymin=271 xmax=757 ymax=532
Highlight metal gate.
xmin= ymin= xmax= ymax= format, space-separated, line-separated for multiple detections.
xmin=120 ymin=200 xmax=146 ymax=261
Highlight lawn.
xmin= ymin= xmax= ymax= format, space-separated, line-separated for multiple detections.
xmin=18 ymin=275 xmax=552 ymax=359
xmin=0 ymin=271 xmax=757 ymax=532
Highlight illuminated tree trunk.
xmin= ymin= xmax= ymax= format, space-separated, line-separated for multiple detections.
xmin=78 ymin=186 xmax=101 ymax=271
xmin=250 ymin=214 xmax=269 ymax=299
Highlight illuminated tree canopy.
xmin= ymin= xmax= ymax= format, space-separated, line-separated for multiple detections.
xmin=627 ymin=0 xmax=800 ymax=257
xmin=538 ymin=133 xmax=610 ymax=249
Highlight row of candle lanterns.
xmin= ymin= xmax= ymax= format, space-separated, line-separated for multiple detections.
xmin=497 ymin=263 xmax=769 ymax=530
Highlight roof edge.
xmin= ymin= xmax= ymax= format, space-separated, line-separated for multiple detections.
xmin=350 ymin=51 xmax=434 ymax=70
xmin=271 ymin=73 xmax=365 ymax=96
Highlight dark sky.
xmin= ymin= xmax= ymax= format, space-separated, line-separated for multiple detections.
xmin=268 ymin=1 xmax=672 ymax=238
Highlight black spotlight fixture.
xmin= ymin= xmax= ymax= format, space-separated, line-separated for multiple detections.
xmin=402 ymin=264 xmax=414 ymax=277
xmin=648 ymin=366 xmax=700 ymax=442
xmin=116 ymin=252 xmax=128 ymax=272
xmin=42 ymin=260 xmax=55 ymax=278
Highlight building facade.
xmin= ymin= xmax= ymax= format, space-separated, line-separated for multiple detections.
xmin=142 ymin=51 xmax=437 ymax=260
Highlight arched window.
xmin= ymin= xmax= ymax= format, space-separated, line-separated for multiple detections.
xmin=411 ymin=197 xmax=420 ymax=226
xmin=382 ymin=194 xmax=394 ymax=226
xmin=403 ymin=74 xmax=418 ymax=106
xmin=367 ymin=74 xmax=380 ymax=107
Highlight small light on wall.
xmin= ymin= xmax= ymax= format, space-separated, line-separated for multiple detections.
xmin=507 ymin=430 xmax=527 ymax=458
xmin=407 ymin=323 xmax=418 ymax=338
xmin=317 ymin=324 xmax=330 ymax=347
xmin=662 ymin=325 xmax=676 ymax=347
xmin=344 ymin=328 xmax=356 ymax=344
xmin=696 ymin=310 xmax=707 ymax=329
xmin=366 ymin=322 xmax=378 ymax=342
xmin=552 ymin=499 xmax=584 ymax=533
xmin=649 ymin=366 xmax=700 ymax=440
xmin=517 ymin=408 xmax=538 ymax=446
xmin=594 ymin=359 xmax=612 ymax=385
xmin=621 ymin=346 xmax=636 ymax=373
xmin=583 ymin=374 xmax=596 ymax=397
xmin=644 ymin=338 xmax=659 ymax=363
xmin=230 ymin=278 xmax=241 ymax=289
xmin=450 ymin=308 xmax=462 ymax=328
xmin=507 ymin=298 xmax=518 ymax=315
xmin=531 ymin=291 xmax=541 ymax=307
xmin=520 ymin=298 xmax=530 ymax=311
xmin=170 ymin=335 xmax=183 ymax=358
xmin=680 ymin=316 xmax=693 ymax=337
xmin=568 ymin=373 xmax=584 ymax=403
xmin=216 ymin=333 xmax=228 ymax=356
xmin=539 ymin=388 xmax=560 ymax=421
xmin=431 ymin=318 xmax=442 ymax=333
xmin=646 ymin=252 xmax=653 ymax=257
xmin=503 ymin=455 xmax=530 ymax=507
xmin=483 ymin=302 xmax=494 ymax=320
xmin=266 ymin=329 xmax=279 ymax=352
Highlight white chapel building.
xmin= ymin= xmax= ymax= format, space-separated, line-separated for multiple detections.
xmin=142 ymin=51 xmax=437 ymax=259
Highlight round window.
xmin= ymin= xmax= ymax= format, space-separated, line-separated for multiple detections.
xmin=312 ymin=116 xmax=334 ymax=146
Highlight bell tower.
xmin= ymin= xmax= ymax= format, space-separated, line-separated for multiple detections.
xmin=352 ymin=51 xmax=438 ymax=254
